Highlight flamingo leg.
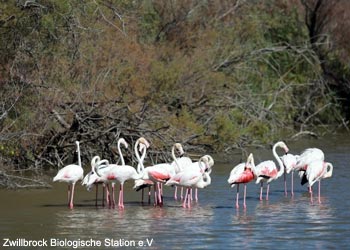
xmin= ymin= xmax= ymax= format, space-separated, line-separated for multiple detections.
xmin=243 ymin=184 xmax=247 ymax=209
xmin=174 ymin=186 xmax=178 ymax=200
xmin=236 ymin=184 xmax=240 ymax=209
xmin=183 ymin=188 xmax=189 ymax=208
xmin=195 ymin=188 xmax=198 ymax=202
xmin=187 ymin=188 xmax=191 ymax=208
xmin=259 ymin=182 xmax=263 ymax=201
xmin=310 ymin=186 xmax=314 ymax=204
xmin=180 ymin=187 xmax=184 ymax=200
xmin=266 ymin=183 xmax=270 ymax=201
xmin=67 ymin=184 xmax=71 ymax=205
xmin=111 ymin=183 xmax=116 ymax=208
xmin=284 ymin=170 xmax=287 ymax=196
xmin=69 ymin=183 xmax=76 ymax=209
xmin=154 ymin=184 xmax=158 ymax=206
xmin=318 ymin=181 xmax=321 ymax=204
xmin=119 ymin=184 xmax=124 ymax=209
xmin=291 ymin=172 xmax=294 ymax=197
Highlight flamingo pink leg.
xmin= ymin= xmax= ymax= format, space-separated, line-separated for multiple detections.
xmin=69 ymin=183 xmax=76 ymax=209
xmin=187 ymin=188 xmax=191 ymax=208
xmin=259 ymin=183 xmax=263 ymax=201
xmin=266 ymin=184 xmax=270 ymax=201
xmin=236 ymin=184 xmax=240 ymax=208
xmin=291 ymin=172 xmax=294 ymax=197
xmin=243 ymin=184 xmax=247 ymax=209
xmin=111 ymin=183 xmax=116 ymax=208
xmin=310 ymin=186 xmax=314 ymax=204
xmin=284 ymin=171 xmax=287 ymax=196
xmin=318 ymin=181 xmax=321 ymax=204
xmin=67 ymin=185 xmax=71 ymax=205
xmin=174 ymin=186 xmax=178 ymax=200
xmin=195 ymin=188 xmax=198 ymax=202
xmin=180 ymin=187 xmax=184 ymax=200
xmin=183 ymin=188 xmax=189 ymax=208
xmin=118 ymin=184 xmax=124 ymax=209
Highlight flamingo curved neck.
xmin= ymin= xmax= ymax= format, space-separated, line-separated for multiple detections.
xmin=172 ymin=145 xmax=181 ymax=172
xmin=135 ymin=140 xmax=146 ymax=174
xmin=118 ymin=140 xmax=125 ymax=166
xmin=77 ymin=143 xmax=82 ymax=168
xmin=273 ymin=143 xmax=284 ymax=177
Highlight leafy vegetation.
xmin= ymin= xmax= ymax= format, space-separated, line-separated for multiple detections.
xmin=0 ymin=0 xmax=349 ymax=172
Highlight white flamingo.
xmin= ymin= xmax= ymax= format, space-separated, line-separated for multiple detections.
xmin=94 ymin=137 xmax=149 ymax=209
xmin=82 ymin=156 xmax=109 ymax=206
xmin=53 ymin=141 xmax=84 ymax=209
xmin=280 ymin=153 xmax=299 ymax=196
xmin=165 ymin=156 xmax=212 ymax=208
xmin=252 ymin=141 xmax=289 ymax=201
xmin=134 ymin=143 xmax=185 ymax=206
xmin=300 ymin=160 xmax=333 ymax=204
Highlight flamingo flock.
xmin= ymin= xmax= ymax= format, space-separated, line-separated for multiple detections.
xmin=53 ymin=139 xmax=333 ymax=210
xmin=228 ymin=141 xmax=334 ymax=208
xmin=53 ymin=137 xmax=213 ymax=209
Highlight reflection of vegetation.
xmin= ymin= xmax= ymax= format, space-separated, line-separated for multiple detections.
xmin=0 ymin=1 xmax=349 ymax=171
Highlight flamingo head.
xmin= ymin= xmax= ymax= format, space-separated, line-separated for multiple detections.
xmin=323 ymin=162 xmax=333 ymax=179
xmin=202 ymin=155 xmax=214 ymax=168
xmin=118 ymin=138 xmax=128 ymax=149
xmin=246 ymin=153 xmax=254 ymax=168
xmin=138 ymin=137 xmax=150 ymax=149
xmin=174 ymin=143 xmax=185 ymax=157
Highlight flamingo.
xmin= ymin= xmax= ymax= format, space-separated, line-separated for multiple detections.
xmin=252 ymin=141 xmax=289 ymax=201
xmin=53 ymin=141 xmax=84 ymax=209
xmin=280 ymin=153 xmax=299 ymax=196
xmin=82 ymin=156 xmax=109 ymax=206
xmin=228 ymin=153 xmax=255 ymax=209
xmin=300 ymin=160 xmax=333 ymax=204
xmin=134 ymin=143 xmax=185 ymax=206
xmin=94 ymin=137 xmax=148 ymax=209
xmin=170 ymin=147 xmax=192 ymax=200
xmin=165 ymin=156 xmax=212 ymax=208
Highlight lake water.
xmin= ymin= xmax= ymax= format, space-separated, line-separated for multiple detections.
xmin=1 ymin=134 xmax=349 ymax=249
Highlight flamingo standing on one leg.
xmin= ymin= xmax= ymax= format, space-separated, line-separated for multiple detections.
xmin=53 ymin=141 xmax=84 ymax=209
xmin=251 ymin=141 xmax=289 ymax=201
xmin=227 ymin=153 xmax=255 ymax=209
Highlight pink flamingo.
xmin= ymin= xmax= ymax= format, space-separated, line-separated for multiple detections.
xmin=165 ymin=156 xmax=212 ymax=208
xmin=94 ymin=137 xmax=149 ymax=209
xmin=53 ymin=141 xmax=84 ymax=209
xmin=300 ymin=160 xmax=333 ymax=204
xmin=82 ymin=156 xmax=109 ymax=206
xmin=280 ymin=153 xmax=299 ymax=196
xmin=252 ymin=141 xmax=289 ymax=201
xmin=167 ymin=155 xmax=214 ymax=203
xmin=228 ymin=153 xmax=255 ymax=209
xmin=134 ymin=143 xmax=185 ymax=206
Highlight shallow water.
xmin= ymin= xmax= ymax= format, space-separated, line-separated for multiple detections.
xmin=1 ymin=135 xmax=349 ymax=249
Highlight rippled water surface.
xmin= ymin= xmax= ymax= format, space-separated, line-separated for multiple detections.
xmin=1 ymin=135 xmax=349 ymax=249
